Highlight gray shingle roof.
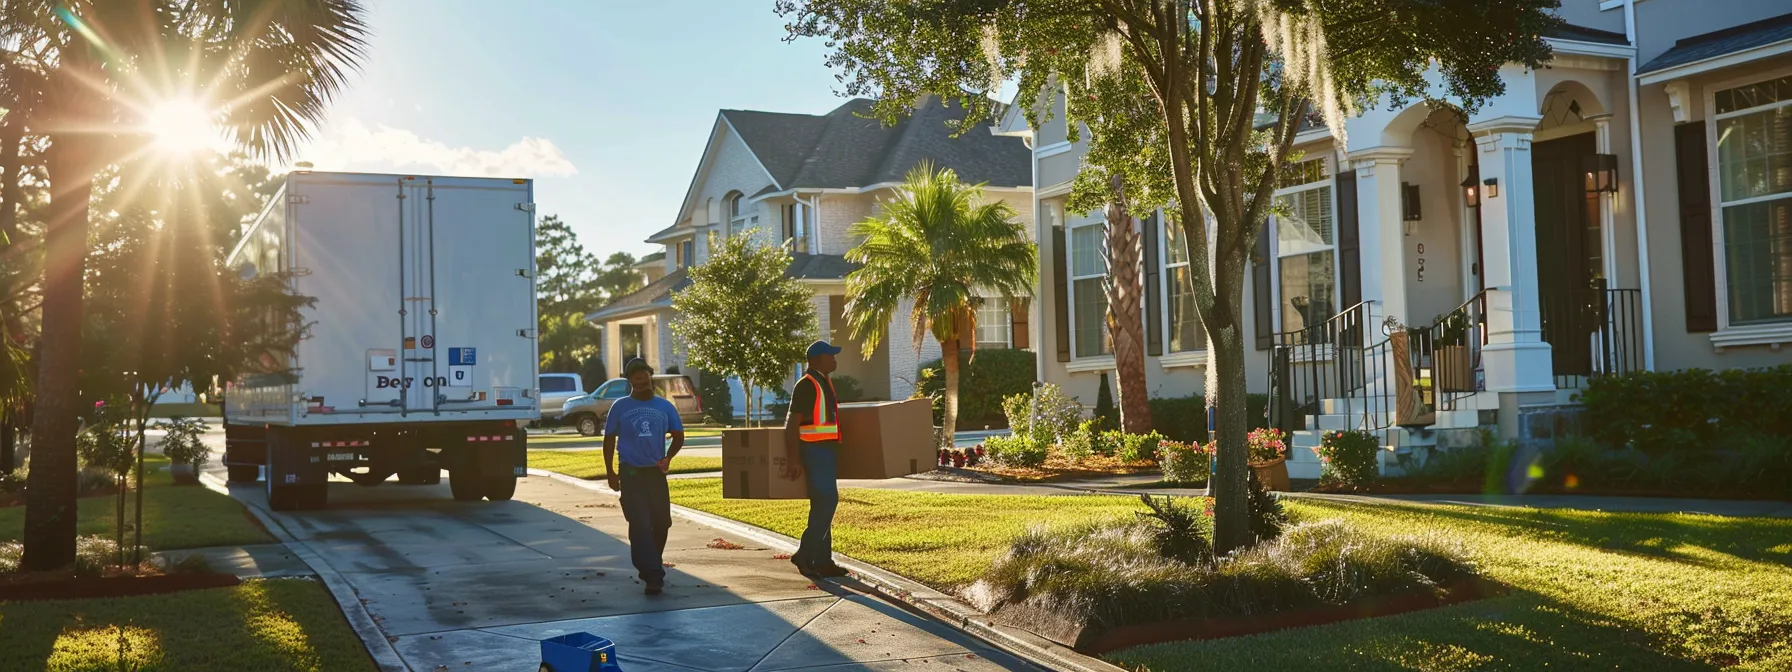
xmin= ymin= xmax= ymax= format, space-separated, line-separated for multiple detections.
xmin=720 ymin=96 xmax=1031 ymax=191
xmin=786 ymin=253 xmax=860 ymax=280
xmin=1639 ymin=12 xmax=1792 ymax=75
xmin=1545 ymin=23 xmax=1629 ymax=46
xmin=589 ymin=253 xmax=861 ymax=322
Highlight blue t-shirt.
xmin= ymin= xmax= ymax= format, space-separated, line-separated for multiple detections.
xmin=605 ymin=395 xmax=683 ymax=467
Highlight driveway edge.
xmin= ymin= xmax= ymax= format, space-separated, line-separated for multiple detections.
xmin=529 ymin=468 xmax=1126 ymax=672
xmin=202 ymin=473 xmax=411 ymax=672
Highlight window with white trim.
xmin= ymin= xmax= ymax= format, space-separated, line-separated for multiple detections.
xmin=1070 ymin=222 xmax=1112 ymax=358
xmin=1714 ymin=74 xmax=1792 ymax=326
xmin=975 ymin=298 xmax=1012 ymax=349
xmin=727 ymin=192 xmax=748 ymax=238
xmin=1273 ymin=158 xmax=1337 ymax=334
xmin=1162 ymin=215 xmax=1207 ymax=352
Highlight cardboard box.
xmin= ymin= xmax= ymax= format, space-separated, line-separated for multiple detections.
xmin=836 ymin=399 xmax=937 ymax=479
xmin=721 ymin=428 xmax=809 ymax=500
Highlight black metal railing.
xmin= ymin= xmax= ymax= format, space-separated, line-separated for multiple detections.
xmin=1267 ymin=302 xmax=1397 ymax=442
xmin=1420 ymin=290 xmax=1489 ymax=413
xmin=1540 ymin=282 xmax=1644 ymax=389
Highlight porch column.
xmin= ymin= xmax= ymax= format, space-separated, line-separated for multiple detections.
xmin=1349 ymin=148 xmax=1415 ymax=329
xmin=604 ymin=323 xmax=622 ymax=377
xmin=1467 ymin=116 xmax=1554 ymax=396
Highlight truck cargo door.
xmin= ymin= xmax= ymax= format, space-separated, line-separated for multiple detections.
xmin=401 ymin=178 xmax=441 ymax=413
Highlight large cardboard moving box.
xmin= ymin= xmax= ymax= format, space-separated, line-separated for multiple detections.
xmin=721 ymin=428 xmax=809 ymax=500
xmin=837 ymin=399 xmax=936 ymax=479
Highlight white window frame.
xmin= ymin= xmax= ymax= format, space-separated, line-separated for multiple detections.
xmin=974 ymin=297 xmax=1013 ymax=349
xmin=727 ymin=192 xmax=749 ymax=238
xmin=1067 ymin=218 xmax=1114 ymax=366
xmin=1157 ymin=209 xmax=1210 ymax=368
xmin=1270 ymin=156 xmax=1341 ymax=341
xmin=1704 ymin=67 xmax=1792 ymax=349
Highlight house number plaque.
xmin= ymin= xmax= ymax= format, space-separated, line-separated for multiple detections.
xmin=1415 ymin=243 xmax=1426 ymax=283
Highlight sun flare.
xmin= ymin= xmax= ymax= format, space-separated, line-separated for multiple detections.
xmin=143 ymin=99 xmax=219 ymax=155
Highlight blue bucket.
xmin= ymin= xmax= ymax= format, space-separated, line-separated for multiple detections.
xmin=539 ymin=632 xmax=622 ymax=672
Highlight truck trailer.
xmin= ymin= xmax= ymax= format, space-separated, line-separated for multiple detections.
xmin=223 ymin=171 xmax=538 ymax=511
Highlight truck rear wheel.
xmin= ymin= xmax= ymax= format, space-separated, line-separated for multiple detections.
xmin=268 ymin=483 xmax=301 ymax=511
xmin=485 ymin=474 xmax=518 ymax=501
xmin=449 ymin=464 xmax=485 ymax=501
xmin=228 ymin=465 xmax=261 ymax=483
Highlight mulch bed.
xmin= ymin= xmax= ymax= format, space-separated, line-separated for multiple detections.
xmin=1310 ymin=480 xmax=1790 ymax=501
xmin=993 ymin=578 xmax=1503 ymax=654
xmin=964 ymin=455 xmax=1161 ymax=483
xmin=0 ymin=570 xmax=241 ymax=602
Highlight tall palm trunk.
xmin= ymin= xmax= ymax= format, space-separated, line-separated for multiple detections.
xmin=1103 ymin=178 xmax=1152 ymax=435
xmin=0 ymin=115 xmax=22 ymax=474
xmin=939 ymin=339 xmax=960 ymax=447
xmin=21 ymin=131 xmax=93 ymax=571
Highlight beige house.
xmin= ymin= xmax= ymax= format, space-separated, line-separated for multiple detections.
xmin=1016 ymin=1 xmax=1792 ymax=478
xmin=590 ymin=97 xmax=1034 ymax=402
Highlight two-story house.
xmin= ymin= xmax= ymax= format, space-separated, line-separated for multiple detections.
xmin=589 ymin=96 xmax=1033 ymax=402
xmin=1017 ymin=1 xmax=1792 ymax=478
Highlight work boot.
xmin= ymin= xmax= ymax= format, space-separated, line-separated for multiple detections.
xmin=644 ymin=580 xmax=663 ymax=595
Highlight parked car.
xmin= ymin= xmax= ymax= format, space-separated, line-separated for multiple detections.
xmin=537 ymin=373 xmax=585 ymax=422
xmin=561 ymin=374 xmax=704 ymax=436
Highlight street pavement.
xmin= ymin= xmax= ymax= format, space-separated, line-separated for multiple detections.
xmin=210 ymin=457 xmax=1036 ymax=671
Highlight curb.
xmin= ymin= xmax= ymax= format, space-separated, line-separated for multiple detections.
xmin=202 ymin=473 xmax=411 ymax=672
xmin=529 ymin=468 xmax=1126 ymax=672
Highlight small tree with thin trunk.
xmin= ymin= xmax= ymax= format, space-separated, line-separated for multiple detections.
xmin=843 ymin=163 xmax=1036 ymax=447
xmin=671 ymin=231 xmax=815 ymax=427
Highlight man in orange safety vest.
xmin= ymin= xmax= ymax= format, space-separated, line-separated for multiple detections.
xmin=781 ymin=340 xmax=848 ymax=577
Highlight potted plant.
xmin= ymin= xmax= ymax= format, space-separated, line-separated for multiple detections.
xmin=156 ymin=417 xmax=212 ymax=485
xmin=1246 ymin=428 xmax=1291 ymax=491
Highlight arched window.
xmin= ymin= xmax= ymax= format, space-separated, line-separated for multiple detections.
xmin=726 ymin=192 xmax=748 ymax=237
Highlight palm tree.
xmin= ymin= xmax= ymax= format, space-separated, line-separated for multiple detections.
xmin=844 ymin=163 xmax=1037 ymax=447
xmin=1102 ymin=175 xmax=1153 ymax=434
xmin=15 ymin=0 xmax=368 ymax=571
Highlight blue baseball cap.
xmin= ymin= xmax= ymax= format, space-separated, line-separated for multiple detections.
xmin=806 ymin=340 xmax=843 ymax=358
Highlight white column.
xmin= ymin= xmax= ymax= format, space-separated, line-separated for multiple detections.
xmin=1589 ymin=114 xmax=1619 ymax=285
xmin=604 ymin=323 xmax=622 ymax=377
xmin=1467 ymin=116 xmax=1554 ymax=394
xmin=1349 ymin=148 xmax=1415 ymax=329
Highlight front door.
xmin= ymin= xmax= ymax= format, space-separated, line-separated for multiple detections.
xmin=1531 ymin=133 xmax=1602 ymax=378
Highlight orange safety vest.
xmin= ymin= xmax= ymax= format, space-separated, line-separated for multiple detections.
xmin=797 ymin=372 xmax=839 ymax=442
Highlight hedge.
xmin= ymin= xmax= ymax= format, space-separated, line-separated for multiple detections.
xmin=1147 ymin=393 xmax=1271 ymax=444
xmin=918 ymin=348 xmax=1037 ymax=428
xmin=1579 ymin=365 xmax=1792 ymax=451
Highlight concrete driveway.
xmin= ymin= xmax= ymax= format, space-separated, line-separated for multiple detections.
xmin=216 ymin=469 xmax=1034 ymax=671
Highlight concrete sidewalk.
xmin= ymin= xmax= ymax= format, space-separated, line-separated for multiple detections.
xmin=225 ymin=474 xmax=1034 ymax=672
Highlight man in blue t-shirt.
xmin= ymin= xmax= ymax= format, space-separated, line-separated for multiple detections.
xmin=603 ymin=358 xmax=685 ymax=595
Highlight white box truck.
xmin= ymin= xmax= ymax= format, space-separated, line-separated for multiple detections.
xmin=222 ymin=171 xmax=538 ymax=511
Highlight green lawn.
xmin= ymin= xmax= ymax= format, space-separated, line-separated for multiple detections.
xmin=0 ymin=455 xmax=272 ymax=551
xmin=529 ymin=451 xmax=723 ymax=479
xmin=668 ymin=479 xmax=1792 ymax=671
xmin=527 ymin=427 xmax=722 ymax=448
xmin=0 ymin=579 xmax=374 ymax=671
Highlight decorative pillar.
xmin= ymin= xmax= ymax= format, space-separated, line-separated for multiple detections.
xmin=1467 ymin=115 xmax=1555 ymax=396
xmin=1349 ymin=148 xmax=1415 ymax=330
xmin=1589 ymin=113 xmax=1620 ymax=286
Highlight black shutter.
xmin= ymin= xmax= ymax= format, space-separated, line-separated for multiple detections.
xmin=1253 ymin=218 xmax=1274 ymax=350
xmin=1335 ymin=169 xmax=1362 ymax=310
xmin=1675 ymin=123 xmax=1718 ymax=333
xmin=1053 ymin=226 xmax=1072 ymax=362
xmin=1010 ymin=298 xmax=1030 ymax=349
xmin=1142 ymin=212 xmax=1164 ymax=356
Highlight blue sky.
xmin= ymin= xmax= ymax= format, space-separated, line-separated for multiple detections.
xmin=288 ymin=2 xmax=852 ymax=259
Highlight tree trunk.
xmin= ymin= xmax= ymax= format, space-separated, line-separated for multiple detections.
xmin=0 ymin=115 xmax=22 ymax=245
xmin=939 ymin=339 xmax=960 ymax=448
xmin=22 ymin=132 xmax=93 ymax=571
xmin=1103 ymin=184 xmax=1153 ymax=435
xmin=1 ymin=408 xmax=14 ymax=473
xmin=1206 ymin=231 xmax=1255 ymax=555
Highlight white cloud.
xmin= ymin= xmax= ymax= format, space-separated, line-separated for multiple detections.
xmin=300 ymin=118 xmax=578 ymax=178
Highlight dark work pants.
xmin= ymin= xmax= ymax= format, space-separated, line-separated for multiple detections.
xmin=795 ymin=441 xmax=840 ymax=567
xmin=619 ymin=466 xmax=671 ymax=583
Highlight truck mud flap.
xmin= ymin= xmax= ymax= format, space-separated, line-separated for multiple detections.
xmin=267 ymin=429 xmax=329 ymax=487
xmin=474 ymin=430 xmax=527 ymax=479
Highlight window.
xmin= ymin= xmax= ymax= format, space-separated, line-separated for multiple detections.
xmin=597 ymin=380 xmax=627 ymax=399
xmin=540 ymin=376 xmax=578 ymax=393
xmin=728 ymin=192 xmax=748 ymax=238
xmin=620 ymin=324 xmax=645 ymax=361
xmin=975 ymin=298 xmax=1012 ymax=349
xmin=680 ymin=240 xmax=694 ymax=268
xmin=1162 ymin=216 xmax=1207 ymax=351
xmin=1274 ymin=158 xmax=1337 ymax=334
xmin=1714 ymin=75 xmax=1792 ymax=325
xmin=1070 ymin=223 xmax=1112 ymax=357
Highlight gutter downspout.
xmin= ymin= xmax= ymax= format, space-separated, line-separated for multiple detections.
xmin=1028 ymin=135 xmax=1047 ymax=387
xmin=1624 ymin=0 xmax=1657 ymax=370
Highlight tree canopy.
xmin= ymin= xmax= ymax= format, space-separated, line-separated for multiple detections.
xmin=671 ymin=231 xmax=815 ymax=423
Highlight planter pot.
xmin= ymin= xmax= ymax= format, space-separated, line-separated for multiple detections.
xmin=169 ymin=463 xmax=199 ymax=485
xmin=1250 ymin=457 xmax=1291 ymax=491
xmin=1435 ymin=344 xmax=1473 ymax=393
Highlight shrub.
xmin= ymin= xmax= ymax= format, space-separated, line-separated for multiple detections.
xmin=1001 ymin=382 xmax=1084 ymax=447
xmin=1247 ymin=427 xmax=1289 ymax=464
xmin=919 ymin=348 xmax=1038 ymax=427
xmin=155 ymin=416 xmax=212 ymax=469
xmin=1103 ymin=430 xmax=1165 ymax=463
xmin=1060 ymin=420 xmax=1101 ymax=462
xmin=0 ymin=536 xmax=143 ymax=577
xmin=1247 ymin=470 xmax=1290 ymax=543
xmin=1157 ymin=440 xmax=1212 ymax=484
xmin=77 ymin=414 xmax=135 ymax=479
xmin=1145 ymin=393 xmax=1273 ymax=444
xmin=1578 ymin=366 xmax=1792 ymax=452
xmin=698 ymin=371 xmax=733 ymax=425
xmin=1137 ymin=495 xmax=1213 ymax=565
xmin=1313 ymin=430 xmax=1380 ymax=489
xmin=983 ymin=434 xmax=1047 ymax=468
xmin=1093 ymin=373 xmax=1118 ymax=430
